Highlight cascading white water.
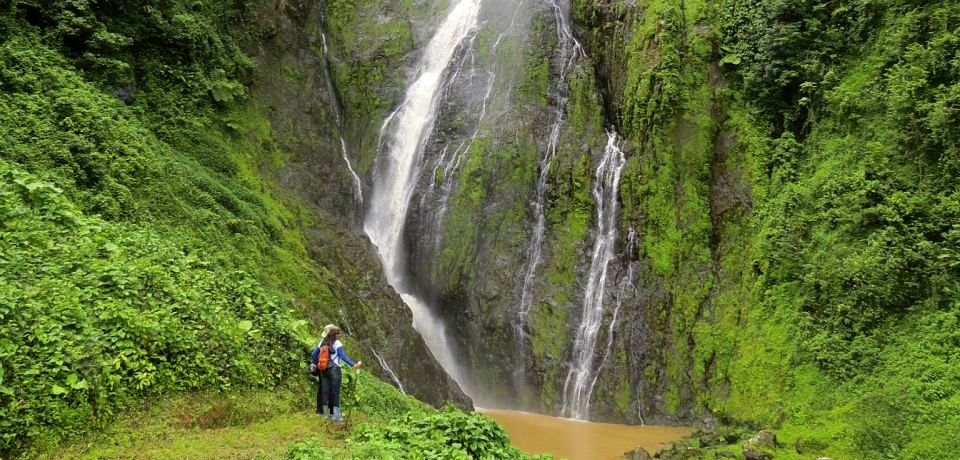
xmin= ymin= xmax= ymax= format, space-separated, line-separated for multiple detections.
xmin=515 ymin=0 xmax=584 ymax=355
xmin=340 ymin=137 xmax=364 ymax=205
xmin=371 ymin=348 xmax=406 ymax=394
xmin=561 ymin=130 xmax=627 ymax=419
xmin=319 ymin=31 xmax=364 ymax=205
xmin=364 ymin=0 xmax=481 ymax=395
xmin=586 ymin=227 xmax=638 ymax=416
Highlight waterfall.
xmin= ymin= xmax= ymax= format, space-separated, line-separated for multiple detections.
xmin=364 ymin=0 xmax=482 ymax=396
xmin=561 ymin=130 xmax=627 ymax=419
xmin=340 ymin=137 xmax=363 ymax=205
xmin=515 ymin=0 xmax=584 ymax=358
xmin=319 ymin=32 xmax=364 ymax=205
xmin=586 ymin=227 xmax=638 ymax=416
xmin=371 ymin=348 xmax=406 ymax=394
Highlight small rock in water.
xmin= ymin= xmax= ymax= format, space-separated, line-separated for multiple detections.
xmin=623 ymin=446 xmax=652 ymax=460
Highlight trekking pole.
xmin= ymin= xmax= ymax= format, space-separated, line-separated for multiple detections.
xmin=344 ymin=366 xmax=360 ymax=430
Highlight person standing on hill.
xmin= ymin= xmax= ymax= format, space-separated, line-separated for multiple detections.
xmin=311 ymin=324 xmax=336 ymax=416
xmin=314 ymin=325 xmax=360 ymax=422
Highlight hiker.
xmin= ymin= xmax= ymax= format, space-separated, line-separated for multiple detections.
xmin=312 ymin=325 xmax=360 ymax=422
xmin=312 ymin=324 xmax=336 ymax=416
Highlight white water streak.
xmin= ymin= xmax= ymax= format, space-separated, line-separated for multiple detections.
xmin=364 ymin=0 xmax=481 ymax=394
xmin=371 ymin=348 xmax=406 ymax=394
xmin=585 ymin=227 xmax=638 ymax=416
xmin=319 ymin=31 xmax=364 ymax=206
xmin=427 ymin=0 xmax=524 ymax=243
xmin=516 ymin=0 xmax=584 ymax=354
xmin=561 ymin=131 xmax=627 ymax=419
xmin=340 ymin=137 xmax=364 ymax=205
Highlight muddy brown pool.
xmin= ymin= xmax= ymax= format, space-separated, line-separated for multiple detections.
xmin=482 ymin=409 xmax=694 ymax=460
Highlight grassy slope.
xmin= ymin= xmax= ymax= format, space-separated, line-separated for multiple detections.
xmin=34 ymin=373 xmax=548 ymax=460
xmin=0 ymin=0 xmax=428 ymax=453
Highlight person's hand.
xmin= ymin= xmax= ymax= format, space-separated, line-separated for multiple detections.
xmin=353 ymin=361 xmax=362 ymax=369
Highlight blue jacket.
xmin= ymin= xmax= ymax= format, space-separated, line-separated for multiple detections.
xmin=311 ymin=341 xmax=355 ymax=368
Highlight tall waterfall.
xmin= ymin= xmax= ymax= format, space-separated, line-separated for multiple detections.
xmin=515 ymin=0 xmax=584 ymax=358
xmin=364 ymin=0 xmax=481 ymax=395
xmin=561 ymin=130 xmax=627 ymax=419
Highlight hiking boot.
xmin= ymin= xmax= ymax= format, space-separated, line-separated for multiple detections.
xmin=332 ymin=406 xmax=343 ymax=423
xmin=318 ymin=407 xmax=330 ymax=419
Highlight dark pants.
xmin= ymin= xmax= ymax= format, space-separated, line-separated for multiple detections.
xmin=316 ymin=373 xmax=334 ymax=414
xmin=320 ymin=366 xmax=342 ymax=410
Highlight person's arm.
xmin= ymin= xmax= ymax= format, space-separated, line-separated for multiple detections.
xmin=311 ymin=346 xmax=320 ymax=364
xmin=336 ymin=346 xmax=357 ymax=368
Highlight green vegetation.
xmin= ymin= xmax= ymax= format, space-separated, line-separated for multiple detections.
xmin=37 ymin=373 xmax=549 ymax=460
xmin=575 ymin=0 xmax=960 ymax=457
xmin=0 ymin=0 xmax=439 ymax=454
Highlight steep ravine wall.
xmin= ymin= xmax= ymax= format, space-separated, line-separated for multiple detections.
xmin=242 ymin=0 xmax=471 ymax=410
xmin=248 ymin=0 xmax=960 ymax=457
xmin=568 ymin=2 xmax=960 ymax=459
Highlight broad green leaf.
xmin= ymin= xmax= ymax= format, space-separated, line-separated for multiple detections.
xmin=719 ymin=53 xmax=742 ymax=65
xmin=50 ymin=385 xmax=68 ymax=395
xmin=238 ymin=320 xmax=253 ymax=332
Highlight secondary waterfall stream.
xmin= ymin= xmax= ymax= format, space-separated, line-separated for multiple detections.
xmin=515 ymin=0 xmax=584 ymax=359
xmin=562 ymin=131 xmax=627 ymax=419
xmin=318 ymin=31 xmax=363 ymax=205
xmin=364 ymin=0 xmax=481 ymax=395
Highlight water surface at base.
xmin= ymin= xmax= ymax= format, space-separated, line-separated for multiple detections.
xmin=482 ymin=409 xmax=693 ymax=460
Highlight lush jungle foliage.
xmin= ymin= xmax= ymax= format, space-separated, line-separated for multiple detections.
xmin=0 ymin=0 xmax=335 ymax=453
xmin=573 ymin=0 xmax=960 ymax=457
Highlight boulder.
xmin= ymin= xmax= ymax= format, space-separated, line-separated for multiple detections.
xmin=742 ymin=430 xmax=778 ymax=460
xmin=750 ymin=430 xmax=777 ymax=448
xmin=742 ymin=448 xmax=773 ymax=460
xmin=719 ymin=427 xmax=743 ymax=444
xmin=624 ymin=447 xmax=652 ymax=460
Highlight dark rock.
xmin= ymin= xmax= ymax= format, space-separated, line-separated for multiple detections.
xmin=750 ymin=430 xmax=777 ymax=448
xmin=115 ymin=86 xmax=134 ymax=103
xmin=742 ymin=448 xmax=773 ymax=460
xmin=698 ymin=433 xmax=723 ymax=447
xmin=742 ymin=430 xmax=777 ymax=460
xmin=719 ymin=426 xmax=742 ymax=444
xmin=624 ymin=447 xmax=652 ymax=460
xmin=654 ymin=443 xmax=704 ymax=460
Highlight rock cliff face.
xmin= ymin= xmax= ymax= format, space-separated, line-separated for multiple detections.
xmin=250 ymin=1 xmax=960 ymax=456
xmin=243 ymin=0 xmax=471 ymax=410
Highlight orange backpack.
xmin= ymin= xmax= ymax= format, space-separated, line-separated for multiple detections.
xmin=316 ymin=344 xmax=332 ymax=372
